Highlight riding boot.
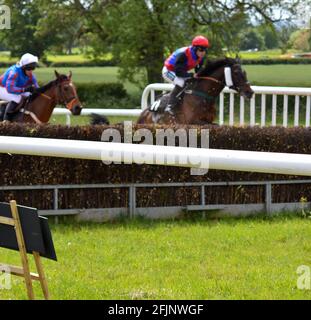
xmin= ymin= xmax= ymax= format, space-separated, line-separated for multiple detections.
xmin=0 ymin=104 xmax=6 ymax=121
xmin=165 ymin=85 xmax=184 ymax=116
xmin=3 ymin=101 xmax=19 ymax=122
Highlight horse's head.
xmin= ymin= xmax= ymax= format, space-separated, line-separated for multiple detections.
xmin=225 ymin=59 xmax=254 ymax=99
xmin=196 ymin=58 xmax=254 ymax=100
xmin=54 ymin=70 xmax=82 ymax=115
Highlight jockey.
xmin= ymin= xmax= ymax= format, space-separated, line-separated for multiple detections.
xmin=162 ymin=35 xmax=209 ymax=115
xmin=0 ymin=53 xmax=39 ymax=121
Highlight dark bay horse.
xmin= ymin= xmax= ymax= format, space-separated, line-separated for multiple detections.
xmin=0 ymin=71 xmax=82 ymax=124
xmin=137 ymin=58 xmax=254 ymax=125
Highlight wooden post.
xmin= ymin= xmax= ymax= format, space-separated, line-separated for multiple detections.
xmin=33 ymin=251 xmax=50 ymax=300
xmin=10 ymin=200 xmax=35 ymax=300
xmin=0 ymin=200 xmax=50 ymax=300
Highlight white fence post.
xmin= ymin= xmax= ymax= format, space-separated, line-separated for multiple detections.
xmin=219 ymin=93 xmax=224 ymax=126
xmin=261 ymin=94 xmax=266 ymax=127
xmin=283 ymin=95 xmax=288 ymax=128
xmin=306 ymin=96 xmax=311 ymax=128
xmin=250 ymin=95 xmax=255 ymax=127
xmin=272 ymin=94 xmax=277 ymax=126
xmin=229 ymin=93 xmax=235 ymax=126
xmin=240 ymin=96 xmax=245 ymax=126
xmin=294 ymin=95 xmax=300 ymax=127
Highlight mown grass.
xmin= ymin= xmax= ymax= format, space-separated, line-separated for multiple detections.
xmin=237 ymin=49 xmax=299 ymax=60
xmin=50 ymin=114 xmax=138 ymax=126
xmin=0 ymin=67 xmax=140 ymax=96
xmin=0 ymin=214 xmax=311 ymax=300
xmin=244 ymin=65 xmax=311 ymax=87
xmin=1 ymin=65 xmax=311 ymax=94
xmin=0 ymin=50 xmax=300 ymax=63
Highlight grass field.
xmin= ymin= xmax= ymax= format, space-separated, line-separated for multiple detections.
xmin=0 ymin=67 xmax=140 ymax=96
xmin=0 ymin=51 xmax=112 ymax=63
xmin=237 ymin=49 xmax=298 ymax=60
xmin=1 ymin=64 xmax=311 ymax=93
xmin=0 ymin=214 xmax=310 ymax=300
xmin=244 ymin=65 xmax=311 ymax=87
xmin=51 ymin=115 xmax=138 ymax=126
xmin=0 ymin=49 xmax=300 ymax=63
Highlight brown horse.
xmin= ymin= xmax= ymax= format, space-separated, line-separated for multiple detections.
xmin=0 ymin=71 xmax=82 ymax=124
xmin=137 ymin=58 xmax=254 ymax=125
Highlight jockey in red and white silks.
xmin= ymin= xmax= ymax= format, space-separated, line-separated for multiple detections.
xmin=162 ymin=35 xmax=209 ymax=115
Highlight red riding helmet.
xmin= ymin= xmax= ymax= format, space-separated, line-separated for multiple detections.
xmin=192 ymin=35 xmax=209 ymax=48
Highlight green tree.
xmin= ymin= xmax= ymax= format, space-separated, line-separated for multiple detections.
xmin=106 ymin=1 xmax=195 ymax=86
xmin=0 ymin=0 xmax=49 ymax=58
xmin=290 ymin=29 xmax=311 ymax=52
xmin=35 ymin=0 xmax=85 ymax=55
xmin=51 ymin=0 xmax=302 ymax=86
xmin=38 ymin=0 xmax=195 ymax=86
xmin=240 ymin=29 xmax=265 ymax=50
xmin=28 ymin=0 xmax=311 ymax=87
xmin=278 ymin=23 xmax=299 ymax=53
xmin=187 ymin=0 xmax=306 ymax=54
xmin=258 ymin=25 xmax=279 ymax=49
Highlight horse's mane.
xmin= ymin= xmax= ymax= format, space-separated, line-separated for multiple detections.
xmin=197 ymin=57 xmax=237 ymax=77
xmin=29 ymin=74 xmax=69 ymax=102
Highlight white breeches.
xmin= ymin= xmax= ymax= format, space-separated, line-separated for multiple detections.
xmin=162 ymin=66 xmax=185 ymax=87
xmin=0 ymin=86 xmax=30 ymax=103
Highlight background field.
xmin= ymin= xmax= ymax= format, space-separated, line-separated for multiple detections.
xmin=0 ymin=214 xmax=310 ymax=300
xmin=1 ymin=64 xmax=311 ymax=94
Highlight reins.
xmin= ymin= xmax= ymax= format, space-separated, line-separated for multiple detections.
xmin=184 ymin=75 xmax=225 ymax=102
xmin=195 ymin=76 xmax=223 ymax=84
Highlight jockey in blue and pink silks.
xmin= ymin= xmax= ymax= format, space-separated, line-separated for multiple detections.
xmin=0 ymin=53 xmax=40 ymax=121
xmin=162 ymin=35 xmax=210 ymax=115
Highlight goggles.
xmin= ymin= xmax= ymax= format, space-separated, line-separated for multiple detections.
xmin=24 ymin=63 xmax=37 ymax=71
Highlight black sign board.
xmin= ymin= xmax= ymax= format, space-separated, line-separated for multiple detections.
xmin=0 ymin=202 xmax=57 ymax=261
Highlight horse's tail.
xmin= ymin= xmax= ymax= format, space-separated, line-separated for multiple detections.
xmin=90 ymin=113 xmax=110 ymax=125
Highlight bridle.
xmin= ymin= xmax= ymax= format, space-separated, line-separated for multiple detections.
xmin=38 ymin=79 xmax=79 ymax=110
xmin=56 ymin=80 xmax=80 ymax=111
xmin=184 ymin=64 xmax=248 ymax=102
xmin=196 ymin=64 xmax=249 ymax=92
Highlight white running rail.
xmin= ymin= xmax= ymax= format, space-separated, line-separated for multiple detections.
xmin=141 ymin=83 xmax=311 ymax=127
xmin=52 ymin=108 xmax=141 ymax=125
xmin=1 ymin=136 xmax=311 ymax=176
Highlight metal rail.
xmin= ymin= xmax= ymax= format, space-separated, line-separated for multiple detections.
xmin=1 ymin=179 xmax=310 ymax=217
